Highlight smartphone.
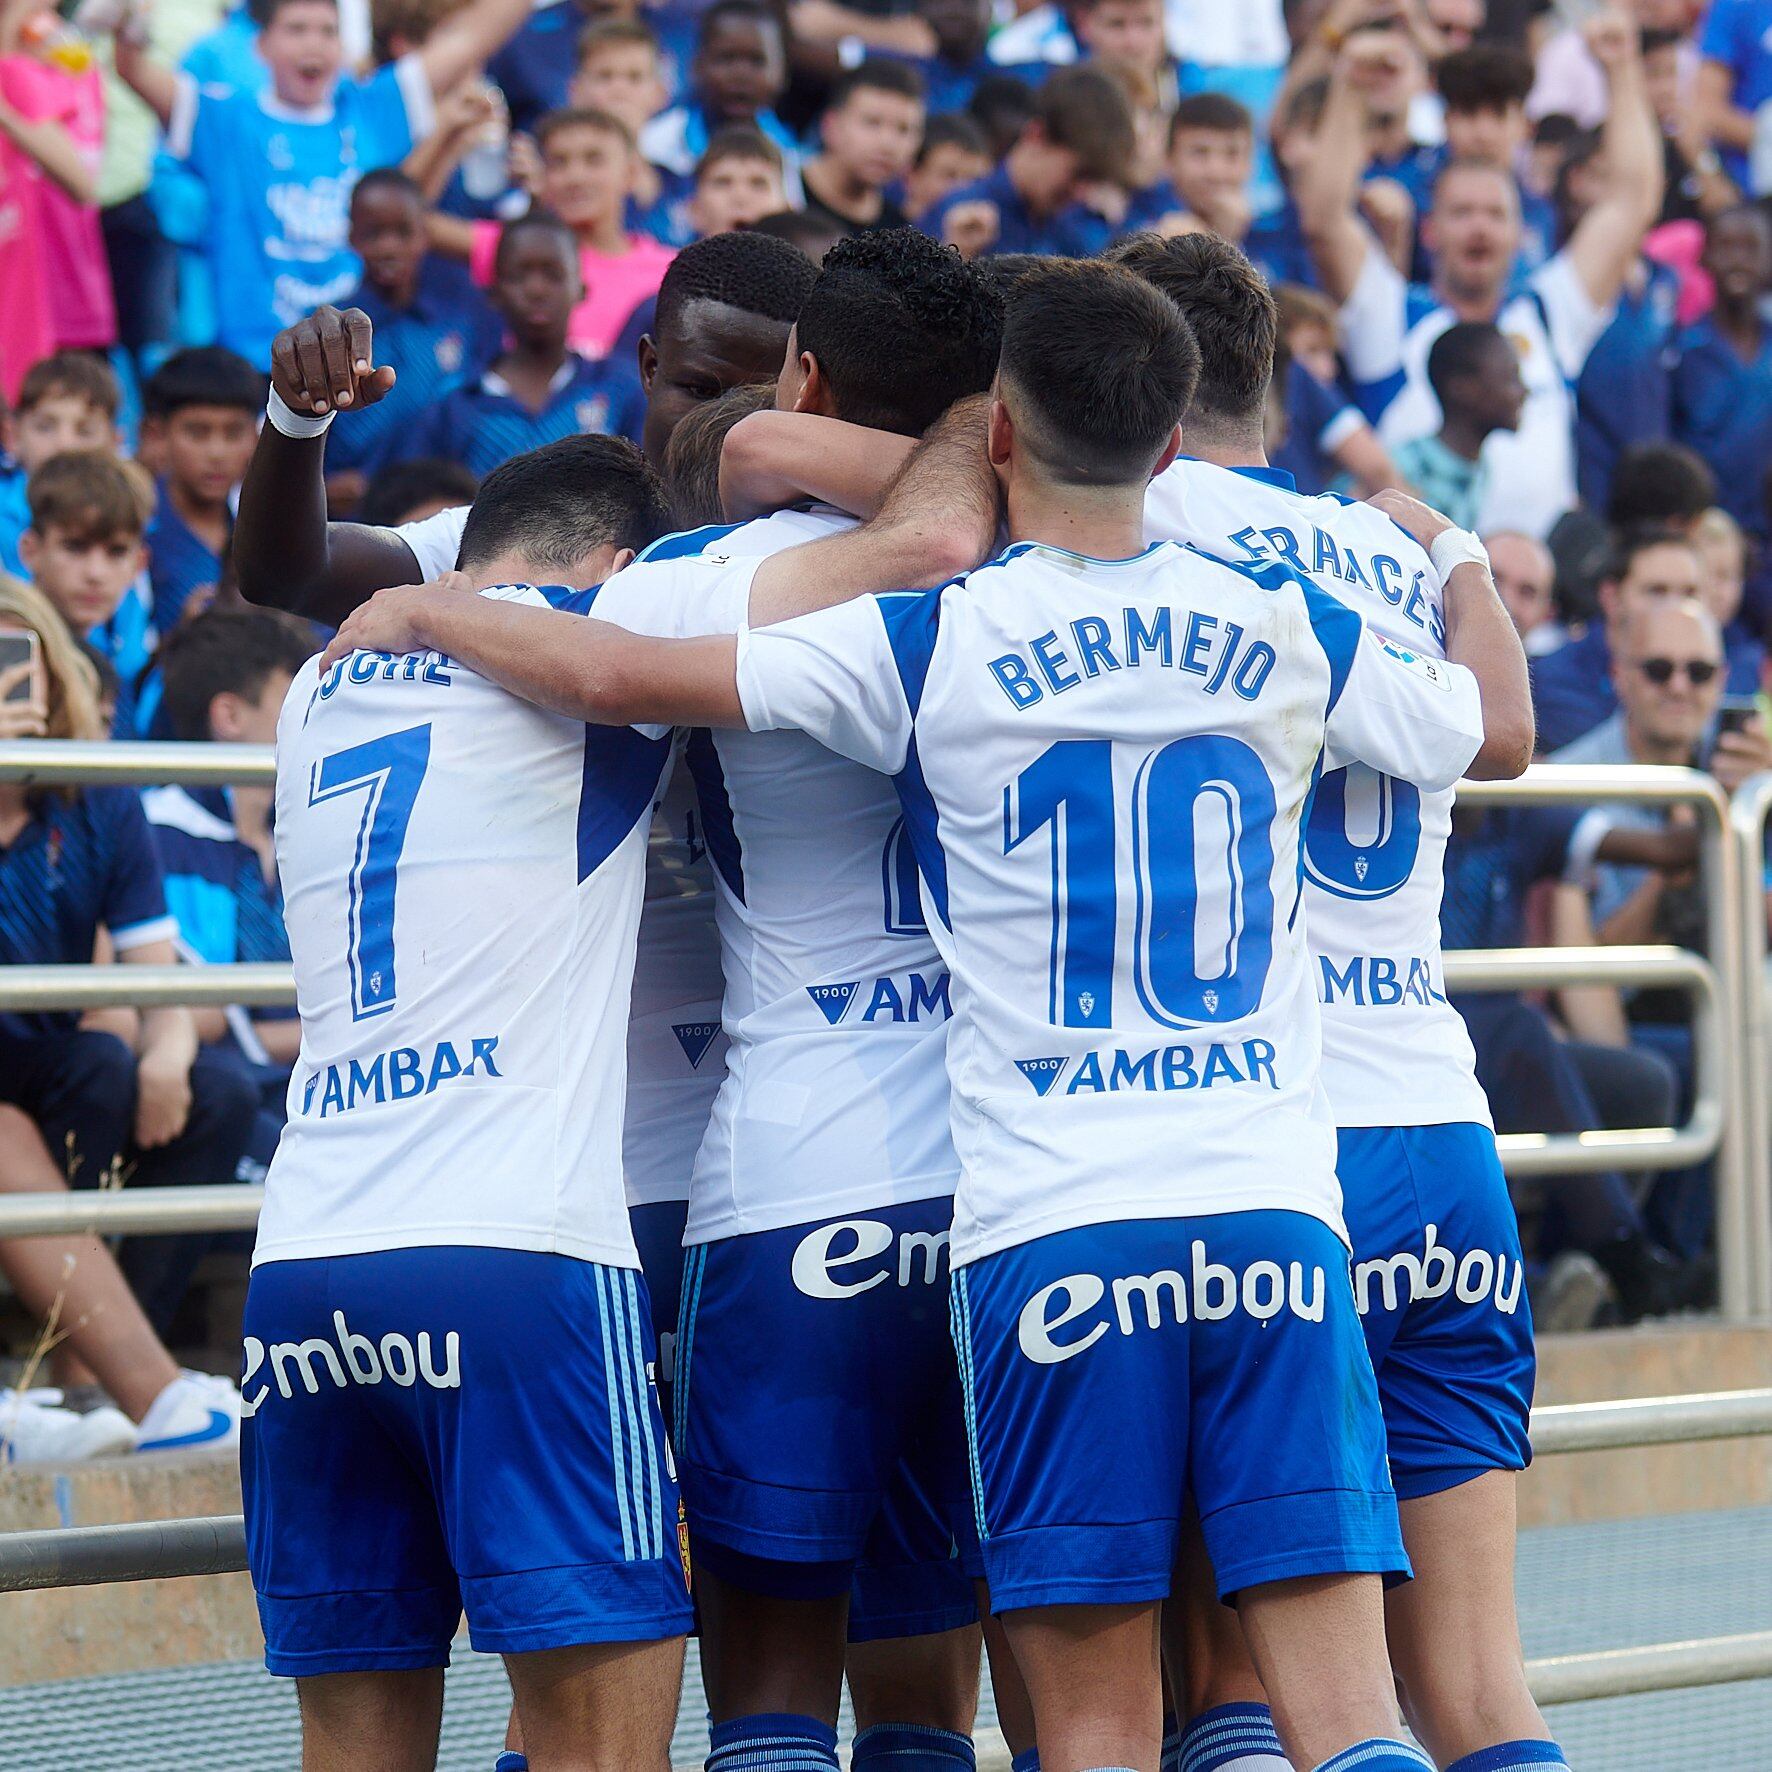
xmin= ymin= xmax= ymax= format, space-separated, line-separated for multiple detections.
xmin=1717 ymin=697 xmax=1759 ymax=741
xmin=0 ymin=630 xmax=41 ymax=706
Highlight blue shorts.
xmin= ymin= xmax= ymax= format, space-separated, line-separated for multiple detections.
xmin=675 ymin=1198 xmax=973 ymax=1638
xmin=630 ymin=1198 xmax=689 ymax=1423
xmin=951 ymin=1212 xmax=1407 ymax=1612
xmin=242 ymin=1247 xmax=694 ymax=1676
xmin=1340 ymin=1123 xmax=1535 ymax=1501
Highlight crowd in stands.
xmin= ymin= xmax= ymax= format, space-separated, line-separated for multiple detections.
xmin=4 ymin=0 xmax=1772 ymax=1449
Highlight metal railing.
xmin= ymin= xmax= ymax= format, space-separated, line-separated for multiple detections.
xmin=1729 ymin=772 xmax=1772 ymax=1316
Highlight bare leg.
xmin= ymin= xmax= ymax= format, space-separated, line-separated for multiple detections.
xmin=999 ymin=1601 xmax=1163 ymax=1772
xmin=505 ymin=1637 xmax=686 ymax=1771
xmin=1236 ymin=1573 xmax=1402 ymax=1768
xmin=1386 ymin=1473 xmax=1550 ymax=1765
xmin=848 ymin=1624 xmax=984 ymax=1733
xmin=296 ymin=1668 xmax=444 ymax=1772
xmin=0 ymin=1105 xmax=177 ymax=1420
xmin=1165 ymin=1517 xmax=1267 ymax=1719
xmin=979 ymin=1587 xmax=1038 ymax=1762
xmin=697 ymin=1563 xmax=850 ymax=1725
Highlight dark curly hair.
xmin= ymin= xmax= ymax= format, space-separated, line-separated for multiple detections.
xmin=795 ymin=226 xmax=1003 ymax=437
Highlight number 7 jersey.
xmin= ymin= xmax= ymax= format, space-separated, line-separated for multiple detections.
xmin=258 ymin=584 xmax=672 ymax=1269
xmin=734 ymin=540 xmax=1485 ymax=1264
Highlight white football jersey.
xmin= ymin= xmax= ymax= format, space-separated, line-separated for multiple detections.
xmin=389 ymin=504 xmax=726 ymax=1210
xmin=1145 ymin=458 xmax=1492 ymax=1130
xmin=259 ymin=583 xmax=671 ymax=1267
xmin=592 ymin=509 xmax=960 ymax=1245
xmin=735 ymin=540 xmax=1484 ymax=1265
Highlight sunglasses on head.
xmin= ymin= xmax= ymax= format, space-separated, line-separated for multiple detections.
xmin=1636 ymin=657 xmax=1720 ymax=687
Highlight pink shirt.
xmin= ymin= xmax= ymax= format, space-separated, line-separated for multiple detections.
xmin=0 ymin=63 xmax=55 ymax=403
xmin=469 ymin=219 xmax=675 ymax=360
xmin=0 ymin=55 xmax=115 ymax=351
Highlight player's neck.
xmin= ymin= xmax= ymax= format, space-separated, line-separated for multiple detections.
xmin=1006 ymin=476 xmax=1147 ymax=562
xmin=1182 ymin=424 xmax=1266 ymax=471
xmin=462 ymin=551 xmax=552 ymax=591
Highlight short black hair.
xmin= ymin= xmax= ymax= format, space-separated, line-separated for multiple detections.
xmin=1425 ymin=320 xmax=1509 ymax=404
xmin=1605 ymin=521 xmax=1700 ymax=586
xmin=698 ymin=0 xmax=778 ymax=48
xmin=1169 ymin=91 xmax=1253 ymax=140
xmin=350 ymin=166 xmax=422 ymax=213
xmin=158 ymin=609 xmax=314 ymax=741
xmin=492 ymin=208 xmax=579 ymax=279
xmin=1436 ymin=43 xmax=1535 ymax=112
xmin=916 ymin=110 xmax=988 ymax=165
xmin=824 ymin=58 xmax=925 ymax=112
xmin=747 ymin=208 xmax=843 ymax=260
xmin=455 ymin=435 xmax=671 ymax=571
xmin=654 ymin=225 xmax=817 ymax=341
xmin=983 ymin=252 xmax=1080 ymax=300
xmin=357 ymin=458 xmax=479 ymax=529
xmin=1105 ymin=231 xmax=1275 ymax=427
xmin=142 ymin=347 xmax=264 ymax=421
xmin=999 ymin=259 xmax=1200 ymax=484
xmin=1607 ymin=442 xmax=1717 ymax=530
xmin=967 ymin=72 xmax=1037 ymax=159
xmin=794 ymin=227 xmax=1003 ymax=436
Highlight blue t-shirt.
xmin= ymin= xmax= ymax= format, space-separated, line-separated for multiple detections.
xmin=181 ymin=4 xmax=263 ymax=91
xmin=1272 ymin=363 xmax=1361 ymax=496
xmin=146 ymin=484 xmax=223 ymax=637
xmin=920 ymin=163 xmax=1112 ymax=257
xmin=0 ymin=467 xmax=27 ymax=579
xmin=166 ymin=60 xmax=430 ymax=365
xmin=1671 ymin=315 xmax=1772 ymax=539
xmin=403 ymin=354 xmax=645 ymax=478
xmin=0 ymin=786 xmax=176 ymax=1037
xmin=1576 ymin=257 xmax=1679 ymax=514
xmin=1700 ymin=0 xmax=1772 ymax=186
xmin=326 ymin=262 xmax=501 ymax=478
xmin=86 ymin=583 xmax=157 ymax=740
xmin=1440 ymin=804 xmax=1580 ymax=953
xmin=484 ymin=0 xmax=581 ymax=132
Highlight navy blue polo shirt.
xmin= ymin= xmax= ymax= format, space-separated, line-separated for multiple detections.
xmin=919 ymin=163 xmax=1112 ymax=257
xmin=145 ymin=484 xmax=223 ymax=636
xmin=1672 ymin=315 xmax=1772 ymax=539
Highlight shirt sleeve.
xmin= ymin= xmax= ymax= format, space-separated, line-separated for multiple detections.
xmin=100 ymin=790 xmax=178 ymax=951
xmin=1336 ymin=231 xmax=1410 ymax=388
xmin=163 ymin=72 xmax=213 ymax=166
xmin=388 ymin=504 xmax=469 ymax=579
xmin=736 ymin=596 xmax=915 ymax=775
xmin=1700 ymin=0 xmax=1747 ymax=71
xmin=1320 ymin=619 xmax=1484 ymax=791
xmin=468 ymin=220 xmax=500 ymax=289
xmin=1532 ymin=250 xmax=1613 ymax=380
xmin=359 ymin=56 xmax=433 ymax=160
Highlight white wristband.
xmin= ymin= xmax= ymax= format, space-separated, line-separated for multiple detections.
xmin=1429 ymin=525 xmax=1490 ymax=581
xmin=266 ymin=386 xmax=335 ymax=440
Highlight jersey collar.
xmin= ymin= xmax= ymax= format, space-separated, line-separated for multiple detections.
xmin=1176 ymin=454 xmax=1297 ymax=491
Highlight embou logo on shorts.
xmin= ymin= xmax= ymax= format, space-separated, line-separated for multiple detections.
xmin=791 ymin=1218 xmax=951 ymax=1299
xmin=1353 ymin=1223 xmax=1523 ymax=1317
xmin=1016 ymin=1244 xmax=1327 ymax=1365
xmin=241 ymin=1311 xmax=460 ymax=1416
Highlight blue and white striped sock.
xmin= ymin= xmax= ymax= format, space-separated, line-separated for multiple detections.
xmin=1312 ymin=1742 xmax=1434 ymax=1771
xmin=705 ymin=1713 xmax=841 ymax=1771
xmin=1159 ymin=1712 xmax=1183 ymax=1772
xmin=1446 ymin=1744 xmax=1570 ymax=1771
xmin=850 ymin=1722 xmax=976 ymax=1768
xmin=493 ymin=1755 xmax=527 ymax=1772
xmin=1177 ymin=1703 xmax=1289 ymax=1770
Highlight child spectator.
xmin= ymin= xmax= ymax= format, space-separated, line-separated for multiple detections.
xmin=800 ymin=63 xmax=926 ymax=239
xmin=0 ymin=10 xmax=114 ymax=359
xmin=1269 ymin=281 xmax=1401 ymax=498
xmin=328 ymin=169 xmax=497 ymax=503
xmin=1074 ymin=0 xmax=1173 ymax=188
xmin=406 ymin=211 xmax=643 ymax=477
xmin=1393 ymin=321 xmax=1527 ymax=532
xmin=921 ymin=64 xmax=1133 ymax=257
xmin=1487 ymin=530 xmax=1562 ymax=654
xmin=1435 ymin=43 xmax=1557 ymax=269
xmin=462 ymin=109 xmax=676 ymax=360
xmin=1127 ymin=91 xmax=1254 ymax=241
xmin=355 ymin=455 xmax=478 ymax=527
xmin=967 ymin=71 xmax=1038 ymax=162
xmin=686 ymin=124 xmax=788 ymax=239
xmin=18 ymin=450 xmax=154 ymax=734
xmin=0 ymin=351 xmax=121 ymax=576
xmin=639 ymin=1 xmax=800 ymax=197
xmin=484 ymin=0 xmax=599 ymax=131
xmin=911 ymin=0 xmax=1011 ymax=113
xmin=570 ymin=20 xmax=674 ymax=240
xmin=901 ymin=111 xmax=991 ymax=222
xmin=108 ymin=0 xmax=534 ymax=364
xmin=140 ymin=347 xmax=263 ymax=636
xmin=1672 ymin=203 xmax=1772 ymax=544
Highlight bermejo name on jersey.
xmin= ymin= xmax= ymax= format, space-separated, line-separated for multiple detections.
xmin=387 ymin=501 xmax=727 ymax=1212
xmin=733 ymin=539 xmax=1484 ymax=1265
xmin=260 ymin=583 xmax=671 ymax=1267
xmin=590 ymin=508 xmax=960 ymax=1246
xmin=1145 ymin=456 xmax=1492 ymax=1131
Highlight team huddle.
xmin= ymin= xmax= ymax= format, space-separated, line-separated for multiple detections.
xmin=238 ymin=226 xmax=1558 ymax=1772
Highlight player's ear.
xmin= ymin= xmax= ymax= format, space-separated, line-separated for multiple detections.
xmin=987 ymin=397 xmax=1013 ymax=469
xmin=793 ymin=352 xmax=835 ymax=419
xmin=1150 ymin=422 xmax=1182 ymax=481
xmin=637 ymin=335 xmax=658 ymax=394
xmin=610 ymin=546 xmax=636 ymax=575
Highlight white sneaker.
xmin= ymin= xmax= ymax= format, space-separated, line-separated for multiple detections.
xmin=134 ymin=1370 xmax=242 ymax=1455
xmin=0 ymin=1390 xmax=137 ymax=1463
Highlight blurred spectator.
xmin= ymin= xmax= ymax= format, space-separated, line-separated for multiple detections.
xmin=921 ymin=64 xmax=1133 ymax=255
xmin=966 ymin=70 xmax=1038 ymax=161
xmin=1641 ymin=27 xmax=1740 ymax=227
xmin=406 ymin=212 xmax=642 ymax=478
xmin=107 ymin=0 xmax=533 ymax=364
xmin=900 ymin=111 xmax=992 ymax=221
xmin=18 ymin=450 xmax=153 ymax=734
xmin=639 ymin=1 xmax=801 ymax=198
xmin=1608 ymin=436 xmax=1717 ymax=530
xmin=685 ymin=124 xmax=790 ymax=239
xmin=140 ymin=346 xmax=262 ymax=635
xmin=355 ymin=456 xmax=478 ymax=528
xmin=1394 ymin=319 xmax=1526 ymax=530
xmin=909 ymin=0 xmax=1009 ymax=113
xmin=749 ymin=206 xmax=845 ymax=262
xmin=1126 ymin=91 xmax=1254 ymax=243
xmin=0 ymin=351 xmax=122 ymax=576
xmin=1486 ymin=528 xmax=1562 ymax=654
xmin=1531 ymin=0 xmax=1698 ymax=131
xmin=1298 ymin=14 xmax=1662 ymax=538
xmin=569 ymin=20 xmax=674 ymax=238
xmin=0 ymin=574 xmax=257 ymax=1337
xmin=1434 ymin=42 xmax=1557 ymax=269
xmin=484 ymin=0 xmax=599 ymax=132
xmin=799 ymin=63 xmax=925 ymax=239
xmin=1697 ymin=0 xmax=1772 ymax=191
xmin=1671 ymin=203 xmax=1772 ymax=545
xmin=455 ymin=108 xmax=676 ymax=362
xmin=1269 ymin=281 xmax=1401 ymax=497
